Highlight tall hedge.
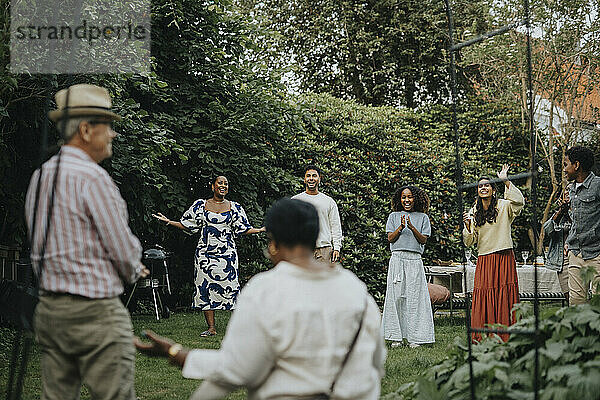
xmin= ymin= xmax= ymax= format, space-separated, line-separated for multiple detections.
xmin=287 ymin=93 xmax=528 ymax=303
xmin=1 ymin=0 xmax=533 ymax=306
xmin=113 ymin=91 xmax=530 ymax=307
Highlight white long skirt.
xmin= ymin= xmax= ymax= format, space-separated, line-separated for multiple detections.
xmin=382 ymin=251 xmax=435 ymax=344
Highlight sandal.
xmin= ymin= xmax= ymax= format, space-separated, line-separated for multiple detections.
xmin=200 ymin=330 xmax=216 ymax=337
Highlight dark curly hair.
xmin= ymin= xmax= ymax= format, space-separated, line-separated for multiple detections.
xmin=566 ymin=146 xmax=595 ymax=172
xmin=473 ymin=177 xmax=499 ymax=227
xmin=391 ymin=185 xmax=430 ymax=213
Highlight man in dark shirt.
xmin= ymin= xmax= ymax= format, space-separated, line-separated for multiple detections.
xmin=563 ymin=146 xmax=600 ymax=305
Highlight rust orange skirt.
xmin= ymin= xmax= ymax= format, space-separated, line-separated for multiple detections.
xmin=471 ymin=249 xmax=519 ymax=342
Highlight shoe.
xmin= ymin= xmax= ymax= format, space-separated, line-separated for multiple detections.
xmin=200 ymin=330 xmax=216 ymax=337
xmin=408 ymin=343 xmax=421 ymax=348
xmin=390 ymin=342 xmax=403 ymax=348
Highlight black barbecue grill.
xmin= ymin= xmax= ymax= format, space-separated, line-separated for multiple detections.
xmin=124 ymin=246 xmax=172 ymax=320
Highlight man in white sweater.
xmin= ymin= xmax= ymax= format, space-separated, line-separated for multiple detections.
xmin=292 ymin=164 xmax=343 ymax=262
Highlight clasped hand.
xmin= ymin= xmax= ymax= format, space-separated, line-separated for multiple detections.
xmin=398 ymin=214 xmax=414 ymax=231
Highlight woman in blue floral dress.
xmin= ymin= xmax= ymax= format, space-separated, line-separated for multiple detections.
xmin=153 ymin=176 xmax=265 ymax=336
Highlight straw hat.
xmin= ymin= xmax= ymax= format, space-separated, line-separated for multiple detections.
xmin=48 ymin=84 xmax=121 ymax=122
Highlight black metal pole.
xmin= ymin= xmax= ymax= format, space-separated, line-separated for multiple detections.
xmin=6 ymin=333 xmax=21 ymax=400
xmin=451 ymin=18 xmax=526 ymax=51
xmin=523 ymin=0 xmax=540 ymax=398
xmin=14 ymin=338 xmax=33 ymax=400
xmin=443 ymin=1 xmax=476 ymax=399
xmin=458 ymin=172 xmax=534 ymax=190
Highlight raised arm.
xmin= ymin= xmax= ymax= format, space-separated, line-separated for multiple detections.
xmin=497 ymin=164 xmax=511 ymax=189
xmin=498 ymin=164 xmax=525 ymax=217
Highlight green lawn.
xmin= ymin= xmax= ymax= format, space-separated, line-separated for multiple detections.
xmin=0 ymin=309 xmax=471 ymax=399
xmin=0 ymin=310 xmax=478 ymax=399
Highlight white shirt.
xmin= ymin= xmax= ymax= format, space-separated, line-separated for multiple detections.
xmin=292 ymin=192 xmax=343 ymax=250
xmin=182 ymin=261 xmax=386 ymax=400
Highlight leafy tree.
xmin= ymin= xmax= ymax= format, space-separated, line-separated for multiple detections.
xmin=460 ymin=0 xmax=600 ymax=252
xmin=234 ymin=0 xmax=490 ymax=108
xmin=0 ymin=0 xmax=304 ymax=306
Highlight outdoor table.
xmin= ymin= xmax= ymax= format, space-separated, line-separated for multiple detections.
xmin=426 ymin=265 xmax=563 ymax=294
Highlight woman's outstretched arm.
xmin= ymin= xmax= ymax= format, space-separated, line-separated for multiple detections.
xmin=244 ymin=227 xmax=266 ymax=235
xmin=152 ymin=212 xmax=186 ymax=230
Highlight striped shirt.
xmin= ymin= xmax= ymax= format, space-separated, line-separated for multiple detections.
xmin=25 ymin=145 xmax=143 ymax=298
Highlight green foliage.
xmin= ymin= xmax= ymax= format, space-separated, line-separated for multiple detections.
xmin=391 ymin=303 xmax=600 ymax=399
xmin=92 ymin=0 xmax=307 ymax=301
xmin=1 ymin=0 xmax=531 ymax=307
xmin=460 ymin=0 xmax=600 ymax=244
xmin=235 ymin=0 xmax=490 ymax=107
xmin=289 ymin=93 xmax=526 ymax=301
xmin=0 ymin=0 xmax=302 ymax=303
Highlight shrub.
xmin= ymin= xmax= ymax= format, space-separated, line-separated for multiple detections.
xmin=291 ymin=93 xmax=527 ymax=303
xmin=388 ymin=302 xmax=600 ymax=400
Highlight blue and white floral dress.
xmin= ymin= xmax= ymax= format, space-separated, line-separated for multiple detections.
xmin=180 ymin=199 xmax=252 ymax=310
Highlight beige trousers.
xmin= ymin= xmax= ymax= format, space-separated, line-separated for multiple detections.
xmin=557 ymin=255 xmax=570 ymax=295
xmin=568 ymin=252 xmax=600 ymax=305
xmin=34 ymin=295 xmax=136 ymax=400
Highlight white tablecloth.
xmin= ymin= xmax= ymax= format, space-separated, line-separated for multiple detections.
xmin=427 ymin=265 xmax=563 ymax=293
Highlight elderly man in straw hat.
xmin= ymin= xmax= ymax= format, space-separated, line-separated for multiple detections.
xmin=25 ymin=84 xmax=149 ymax=400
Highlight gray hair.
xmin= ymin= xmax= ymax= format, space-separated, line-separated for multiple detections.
xmin=56 ymin=118 xmax=89 ymax=142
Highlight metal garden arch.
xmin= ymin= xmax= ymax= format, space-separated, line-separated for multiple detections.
xmin=444 ymin=0 xmax=542 ymax=398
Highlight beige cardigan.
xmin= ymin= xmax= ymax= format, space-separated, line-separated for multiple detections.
xmin=463 ymin=182 xmax=525 ymax=256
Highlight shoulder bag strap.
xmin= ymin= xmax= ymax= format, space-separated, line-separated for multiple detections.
xmin=32 ymin=150 xmax=62 ymax=291
xmin=328 ymin=295 xmax=369 ymax=397
xmin=30 ymin=86 xmax=70 ymax=291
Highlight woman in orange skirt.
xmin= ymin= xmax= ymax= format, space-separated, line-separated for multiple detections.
xmin=463 ymin=164 xmax=524 ymax=342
